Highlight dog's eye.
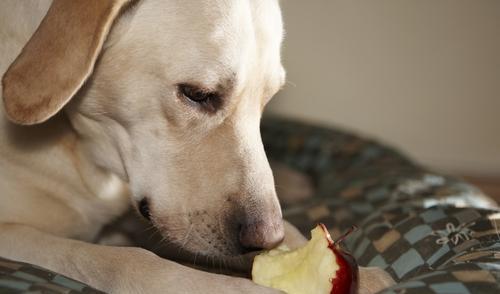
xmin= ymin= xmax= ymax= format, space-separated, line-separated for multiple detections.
xmin=177 ymin=84 xmax=222 ymax=113
xmin=178 ymin=84 xmax=215 ymax=103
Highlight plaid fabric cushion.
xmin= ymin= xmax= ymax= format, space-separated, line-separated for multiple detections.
xmin=1 ymin=116 xmax=499 ymax=293
xmin=262 ymin=117 xmax=500 ymax=294
xmin=0 ymin=257 xmax=103 ymax=293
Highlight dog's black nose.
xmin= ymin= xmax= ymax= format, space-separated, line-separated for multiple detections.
xmin=138 ymin=198 xmax=151 ymax=220
xmin=238 ymin=219 xmax=284 ymax=251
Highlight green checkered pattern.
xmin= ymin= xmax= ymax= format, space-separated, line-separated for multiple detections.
xmin=262 ymin=117 xmax=500 ymax=294
xmin=0 ymin=257 xmax=103 ymax=293
xmin=1 ymin=116 xmax=499 ymax=293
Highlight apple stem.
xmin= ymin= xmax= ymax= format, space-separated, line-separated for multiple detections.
xmin=334 ymin=225 xmax=358 ymax=244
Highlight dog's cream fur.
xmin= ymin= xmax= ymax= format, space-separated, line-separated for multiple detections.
xmin=0 ymin=0 xmax=287 ymax=292
xmin=0 ymin=1 xmax=394 ymax=293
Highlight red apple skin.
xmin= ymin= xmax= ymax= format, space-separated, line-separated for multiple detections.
xmin=319 ymin=224 xmax=359 ymax=294
xmin=330 ymin=244 xmax=358 ymax=294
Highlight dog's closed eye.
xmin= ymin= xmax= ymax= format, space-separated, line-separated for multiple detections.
xmin=177 ymin=83 xmax=223 ymax=113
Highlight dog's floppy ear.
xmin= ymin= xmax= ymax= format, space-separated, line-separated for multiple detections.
xmin=2 ymin=0 xmax=132 ymax=125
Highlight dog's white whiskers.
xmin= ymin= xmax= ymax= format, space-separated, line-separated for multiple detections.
xmin=180 ymin=224 xmax=193 ymax=248
xmin=221 ymin=258 xmax=227 ymax=271
xmin=147 ymin=228 xmax=160 ymax=243
xmin=193 ymin=252 xmax=199 ymax=267
xmin=176 ymin=233 xmax=191 ymax=255
xmin=237 ymin=255 xmax=244 ymax=269
xmin=141 ymin=224 xmax=156 ymax=233
xmin=154 ymin=234 xmax=171 ymax=251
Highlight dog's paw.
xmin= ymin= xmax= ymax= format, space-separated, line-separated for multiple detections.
xmin=358 ymin=266 xmax=395 ymax=294
xmin=229 ymin=278 xmax=284 ymax=294
xmin=194 ymin=274 xmax=283 ymax=294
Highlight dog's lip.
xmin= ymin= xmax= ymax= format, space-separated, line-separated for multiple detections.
xmin=224 ymin=251 xmax=260 ymax=272
xmin=170 ymin=246 xmax=262 ymax=274
xmin=149 ymin=221 xmax=265 ymax=273
xmin=145 ymin=229 xmax=260 ymax=273
xmin=185 ymin=251 xmax=260 ymax=276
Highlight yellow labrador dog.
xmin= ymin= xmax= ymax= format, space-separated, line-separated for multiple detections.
xmin=0 ymin=1 xmax=393 ymax=293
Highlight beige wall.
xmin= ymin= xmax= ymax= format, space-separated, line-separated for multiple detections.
xmin=268 ymin=0 xmax=500 ymax=176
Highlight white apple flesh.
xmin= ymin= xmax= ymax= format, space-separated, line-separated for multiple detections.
xmin=252 ymin=224 xmax=358 ymax=294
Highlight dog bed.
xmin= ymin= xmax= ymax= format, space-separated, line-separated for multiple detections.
xmin=1 ymin=117 xmax=499 ymax=293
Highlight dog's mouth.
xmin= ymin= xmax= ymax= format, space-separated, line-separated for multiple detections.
xmin=134 ymin=213 xmax=257 ymax=274
xmin=172 ymin=249 xmax=259 ymax=276
xmin=143 ymin=224 xmax=259 ymax=275
xmin=131 ymin=199 xmax=279 ymax=275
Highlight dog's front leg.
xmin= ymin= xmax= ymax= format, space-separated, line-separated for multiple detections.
xmin=0 ymin=223 xmax=281 ymax=293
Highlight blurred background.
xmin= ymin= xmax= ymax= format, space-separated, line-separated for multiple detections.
xmin=267 ymin=0 xmax=500 ymax=195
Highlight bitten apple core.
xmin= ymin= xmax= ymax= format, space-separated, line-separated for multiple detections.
xmin=252 ymin=223 xmax=358 ymax=294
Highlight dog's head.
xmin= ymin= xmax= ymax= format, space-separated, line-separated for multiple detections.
xmin=2 ymin=0 xmax=285 ymax=260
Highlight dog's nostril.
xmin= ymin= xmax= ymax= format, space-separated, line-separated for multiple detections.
xmin=138 ymin=198 xmax=151 ymax=220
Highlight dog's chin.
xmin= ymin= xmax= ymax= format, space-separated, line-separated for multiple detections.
xmin=145 ymin=220 xmax=259 ymax=274
xmin=157 ymin=241 xmax=257 ymax=275
xmin=182 ymin=250 xmax=258 ymax=275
